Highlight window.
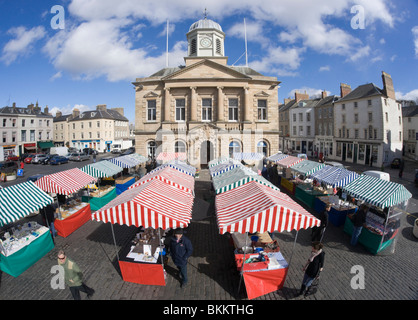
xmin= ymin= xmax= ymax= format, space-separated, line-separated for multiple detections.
xmin=293 ymin=126 xmax=296 ymax=135
xmin=202 ymin=98 xmax=212 ymax=121
xmin=293 ymin=114 xmax=296 ymax=122
xmin=89 ymin=122 xmax=92 ymax=128
xmin=97 ymin=121 xmax=100 ymax=128
xmin=175 ymin=99 xmax=186 ymax=121
xmin=355 ymin=129 xmax=359 ymax=139
xmin=374 ymin=129 xmax=377 ymax=139
xmin=299 ymin=113 xmax=303 ymax=122
xmin=216 ymin=39 xmax=221 ymax=54
xmin=147 ymin=141 xmax=156 ymax=159
xmin=368 ymin=100 xmax=372 ymax=106
xmin=342 ymin=114 xmax=346 ymax=123
xmin=228 ymin=98 xmax=238 ymax=121
xmin=307 ymin=126 xmax=311 ymax=136
xmin=257 ymin=141 xmax=268 ymax=156
xmin=399 ymin=131 xmax=402 ymax=141
xmin=258 ymin=100 xmax=267 ymax=120
xmin=73 ymin=123 xmax=75 ymax=129
xmin=21 ymin=130 xmax=26 ymax=141
xmin=346 ymin=129 xmax=349 ymax=138
xmin=385 ymin=113 xmax=388 ymax=122
xmin=22 ymin=119 xmax=25 ymax=127
xmin=12 ymin=119 xmax=16 ymax=127
xmin=354 ymin=102 xmax=358 ymax=108
xmin=30 ymin=130 xmax=35 ymax=141
xmin=369 ymin=126 xmax=373 ymax=139
xmin=147 ymin=100 xmax=157 ymax=121
xmin=342 ymin=104 xmax=345 ymax=110
xmin=3 ymin=119 xmax=6 ymax=127
xmin=190 ymin=39 xmax=197 ymax=55
xmin=175 ymin=141 xmax=186 ymax=153
xmin=2 ymin=132 xmax=6 ymax=143
xmin=354 ymin=114 xmax=358 ymax=123
xmin=368 ymin=113 xmax=373 ymax=122
xmin=399 ymin=116 xmax=401 ymax=125
xmin=229 ymin=141 xmax=241 ymax=157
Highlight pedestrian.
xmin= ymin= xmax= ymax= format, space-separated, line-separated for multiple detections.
xmin=348 ymin=204 xmax=368 ymax=246
xmin=297 ymin=241 xmax=325 ymax=297
xmin=169 ymin=228 xmax=193 ymax=288
xmin=41 ymin=203 xmax=57 ymax=238
xmin=57 ymin=250 xmax=95 ymax=300
xmin=92 ymin=152 xmax=96 ymax=163
xmin=261 ymin=164 xmax=269 ymax=180
xmin=398 ymin=158 xmax=404 ymax=178
xmin=370 ymin=155 xmax=374 ymax=167
xmin=20 ymin=161 xmax=24 ymax=170
xmin=269 ymin=164 xmax=280 ymax=187
xmin=311 ymin=203 xmax=330 ymax=242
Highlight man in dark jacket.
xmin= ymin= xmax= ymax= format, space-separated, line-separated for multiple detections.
xmin=297 ymin=242 xmax=325 ymax=297
xmin=169 ymin=228 xmax=193 ymax=288
xmin=311 ymin=204 xmax=330 ymax=242
xmin=349 ymin=204 xmax=368 ymax=246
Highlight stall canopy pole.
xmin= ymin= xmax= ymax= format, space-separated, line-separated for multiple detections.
xmin=287 ymin=230 xmax=299 ymax=268
xmin=110 ymin=223 xmax=119 ymax=261
xmin=237 ymin=231 xmax=249 ymax=296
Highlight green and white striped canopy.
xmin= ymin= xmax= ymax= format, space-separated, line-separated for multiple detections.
xmin=290 ymin=160 xmax=325 ymax=176
xmin=81 ymin=161 xmax=123 ymax=178
xmin=0 ymin=181 xmax=54 ymax=227
xmin=212 ymin=166 xmax=280 ymax=194
xmin=342 ymin=174 xmax=412 ymax=209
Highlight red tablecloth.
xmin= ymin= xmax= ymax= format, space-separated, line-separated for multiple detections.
xmin=119 ymin=261 xmax=165 ymax=286
xmin=243 ymin=268 xmax=288 ymax=300
xmin=55 ymin=204 xmax=92 ymax=238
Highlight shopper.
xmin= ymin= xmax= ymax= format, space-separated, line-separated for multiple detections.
xmin=311 ymin=204 xmax=330 ymax=242
xmin=57 ymin=250 xmax=95 ymax=300
xmin=297 ymin=242 xmax=325 ymax=297
xmin=348 ymin=204 xmax=368 ymax=246
xmin=169 ymin=228 xmax=193 ymax=288
xmin=41 ymin=203 xmax=57 ymax=238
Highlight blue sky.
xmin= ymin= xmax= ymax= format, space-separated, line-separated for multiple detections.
xmin=1 ymin=0 xmax=418 ymax=123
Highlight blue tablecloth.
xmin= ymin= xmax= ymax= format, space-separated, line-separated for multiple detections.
xmin=314 ymin=197 xmax=357 ymax=227
xmin=116 ymin=177 xmax=136 ymax=195
xmin=0 ymin=231 xmax=54 ymax=277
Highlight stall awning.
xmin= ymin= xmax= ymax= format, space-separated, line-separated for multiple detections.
xmin=0 ymin=181 xmax=54 ymax=227
xmin=129 ymin=166 xmax=195 ymax=195
xmin=35 ymin=168 xmax=97 ymax=195
xmin=209 ymin=157 xmax=231 ymax=168
xmin=92 ymin=178 xmax=193 ymax=229
xmin=342 ymin=174 xmax=412 ymax=209
xmin=37 ymin=141 xmax=54 ymax=149
xmin=209 ymin=159 xmax=242 ymax=177
xmin=290 ymin=160 xmax=325 ymax=176
xmin=311 ymin=166 xmax=359 ymax=188
xmin=212 ymin=166 xmax=279 ymax=194
xmin=125 ymin=153 xmax=148 ymax=165
xmin=266 ymin=153 xmax=289 ymax=163
xmin=81 ymin=161 xmax=123 ymax=178
xmin=233 ymin=153 xmax=264 ymax=161
xmin=152 ymin=160 xmax=196 ymax=177
xmin=106 ymin=155 xmax=138 ymax=168
xmin=215 ymin=181 xmax=320 ymax=234
xmin=156 ymin=152 xmax=187 ymax=162
xmin=276 ymin=156 xmax=305 ymax=168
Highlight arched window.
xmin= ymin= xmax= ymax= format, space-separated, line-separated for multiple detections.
xmin=229 ymin=141 xmax=241 ymax=158
xmin=147 ymin=140 xmax=156 ymax=160
xmin=257 ymin=141 xmax=268 ymax=157
xmin=175 ymin=141 xmax=186 ymax=153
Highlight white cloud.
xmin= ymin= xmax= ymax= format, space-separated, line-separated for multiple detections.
xmin=319 ymin=65 xmax=330 ymax=72
xmin=412 ymin=26 xmax=418 ymax=57
xmin=227 ymin=20 xmax=268 ymax=45
xmin=1 ymin=26 xmax=46 ymax=65
xmin=396 ymin=89 xmax=418 ymax=103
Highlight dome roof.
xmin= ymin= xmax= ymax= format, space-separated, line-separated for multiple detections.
xmin=189 ymin=18 xmax=223 ymax=32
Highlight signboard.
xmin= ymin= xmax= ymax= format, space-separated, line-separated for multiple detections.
xmin=17 ymin=169 xmax=24 ymax=177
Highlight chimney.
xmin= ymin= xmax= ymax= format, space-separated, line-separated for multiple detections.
xmin=72 ymin=108 xmax=80 ymax=118
xmin=56 ymin=111 xmax=62 ymax=118
xmin=27 ymin=103 xmax=34 ymax=110
xmin=321 ymin=90 xmax=327 ymax=99
xmin=96 ymin=104 xmax=107 ymax=112
xmin=295 ymin=90 xmax=309 ymax=102
xmin=111 ymin=107 xmax=124 ymax=116
xmin=381 ymin=71 xmax=396 ymax=100
xmin=12 ymin=102 xmax=16 ymax=108
xmin=284 ymin=98 xmax=292 ymax=105
xmin=44 ymin=105 xmax=49 ymax=114
xmin=340 ymin=83 xmax=351 ymax=98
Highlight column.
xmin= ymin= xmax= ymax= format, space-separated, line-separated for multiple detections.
xmin=164 ymin=88 xmax=171 ymax=122
xmin=217 ymin=86 xmax=224 ymax=122
xmin=190 ymin=87 xmax=197 ymax=122
xmin=244 ymin=87 xmax=251 ymax=122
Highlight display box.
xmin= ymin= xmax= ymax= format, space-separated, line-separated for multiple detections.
xmin=235 ymin=254 xmax=269 ymax=271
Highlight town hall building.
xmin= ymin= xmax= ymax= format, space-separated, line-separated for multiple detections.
xmin=133 ymin=17 xmax=281 ymax=168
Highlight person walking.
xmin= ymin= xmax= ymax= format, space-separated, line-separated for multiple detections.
xmin=57 ymin=250 xmax=95 ymax=300
xmin=297 ymin=242 xmax=325 ymax=297
xmin=311 ymin=203 xmax=330 ymax=242
xmin=169 ymin=228 xmax=193 ymax=288
xmin=92 ymin=152 xmax=96 ymax=163
xmin=398 ymin=158 xmax=404 ymax=178
xmin=348 ymin=204 xmax=368 ymax=246
xmin=41 ymin=203 xmax=57 ymax=238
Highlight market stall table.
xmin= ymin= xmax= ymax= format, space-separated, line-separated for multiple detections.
xmin=54 ymin=202 xmax=92 ymax=237
xmin=115 ymin=176 xmax=136 ymax=195
xmin=81 ymin=186 xmax=117 ymax=211
xmin=295 ymin=183 xmax=333 ymax=209
xmin=314 ymin=196 xmax=357 ymax=226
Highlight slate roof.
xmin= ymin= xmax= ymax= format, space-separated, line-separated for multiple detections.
xmin=337 ymin=83 xmax=383 ymax=102
xmin=54 ymin=109 xmax=128 ymax=123
xmin=316 ymin=95 xmax=339 ymax=107
xmin=0 ymin=106 xmax=53 ymax=118
xmin=402 ymin=105 xmax=418 ymax=117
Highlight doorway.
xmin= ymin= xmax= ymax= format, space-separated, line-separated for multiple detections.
xmin=200 ymin=140 xmax=213 ymax=169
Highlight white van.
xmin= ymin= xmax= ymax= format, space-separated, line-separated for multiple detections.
xmin=363 ymin=170 xmax=390 ymax=181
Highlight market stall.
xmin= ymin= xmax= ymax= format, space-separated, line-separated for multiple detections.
xmin=209 ymin=158 xmax=242 ymax=177
xmin=0 ymin=181 xmax=55 ymax=277
xmin=215 ymin=180 xmax=320 ymax=299
xmin=342 ymin=174 xmax=412 ymax=254
xmin=35 ymin=168 xmax=97 ymax=237
xmin=151 ymin=160 xmax=196 ymax=177
xmin=266 ymin=153 xmax=289 ymax=163
xmin=276 ymin=156 xmax=306 ymax=195
xmin=212 ymin=165 xmax=279 ymax=195
xmin=81 ymin=161 xmax=123 ymax=211
xmin=92 ymin=177 xmax=194 ymax=286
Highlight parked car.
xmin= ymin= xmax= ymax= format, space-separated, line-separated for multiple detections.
xmin=415 ymin=169 xmax=418 ymax=187
xmin=41 ymin=154 xmax=58 ymax=165
xmin=24 ymin=154 xmax=36 ymax=164
xmin=0 ymin=161 xmax=18 ymax=174
xmin=68 ymin=147 xmax=79 ymax=153
xmin=50 ymin=156 xmax=69 ymax=165
xmin=111 ymin=147 xmax=121 ymax=154
xmin=6 ymin=155 xmax=19 ymax=161
xmin=31 ymin=154 xmax=48 ymax=164
xmin=363 ymin=170 xmax=390 ymax=182
xmin=121 ymin=147 xmax=135 ymax=156
xmin=69 ymin=152 xmax=90 ymax=161
xmin=83 ymin=148 xmax=98 ymax=155
xmin=324 ymin=161 xmax=345 ymax=168
xmin=390 ymin=158 xmax=401 ymax=169
xmin=27 ymin=174 xmax=45 ymax=182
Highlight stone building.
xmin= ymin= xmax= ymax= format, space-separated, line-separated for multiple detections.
xmin=133 ymin=17 xmax=281 ymax=168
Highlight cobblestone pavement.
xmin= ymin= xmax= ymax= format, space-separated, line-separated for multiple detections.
xmin=0 ymin=163 xmax=417 ymax=306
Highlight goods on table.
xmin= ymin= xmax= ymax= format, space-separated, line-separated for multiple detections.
xmin=0 ymin=222 xmax=49 ymax=257
xmin=57 ymin=200 xmax=87 ymax=220
xmin=126 ymin=227 xmax=166 ymax=263
xmin=89 ymin=186 xmax=115 ymax=198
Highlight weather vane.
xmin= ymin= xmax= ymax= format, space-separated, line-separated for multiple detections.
xmin=203 ymin=8 xmax=208 ymax=19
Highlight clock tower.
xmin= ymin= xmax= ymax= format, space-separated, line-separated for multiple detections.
xmin=185 ymin=15 xmax=226 ymax=66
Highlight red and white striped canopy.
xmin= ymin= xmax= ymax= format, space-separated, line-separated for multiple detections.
xmin=35 ymin=168 xmax=97 ymax=195
xmin=156 ymin=152 xmax=187 ymax=162
xmin=276 ymin=156 xmax=305 ymax=168
xmin=129 ymin=166 xmax=195 ymax=195
xmin=92 ymin=178 xmax=193 ymax=229
xmin=215 ymin=181 xmax=320 ymax=234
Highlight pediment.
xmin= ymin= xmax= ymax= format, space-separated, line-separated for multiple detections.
xmin=189 ymin=122 xmax=222 ymax=132
xmin=162 ymin=59 xmax=251 ymax=81
xmin=254 ymin=91 xmax=270 ymax=97
xmin=144 ymin=91 xmax=160 ymax=98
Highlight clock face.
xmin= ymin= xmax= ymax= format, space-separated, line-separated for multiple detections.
xmin=200 ymin=37 xmax=212 ymax=48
